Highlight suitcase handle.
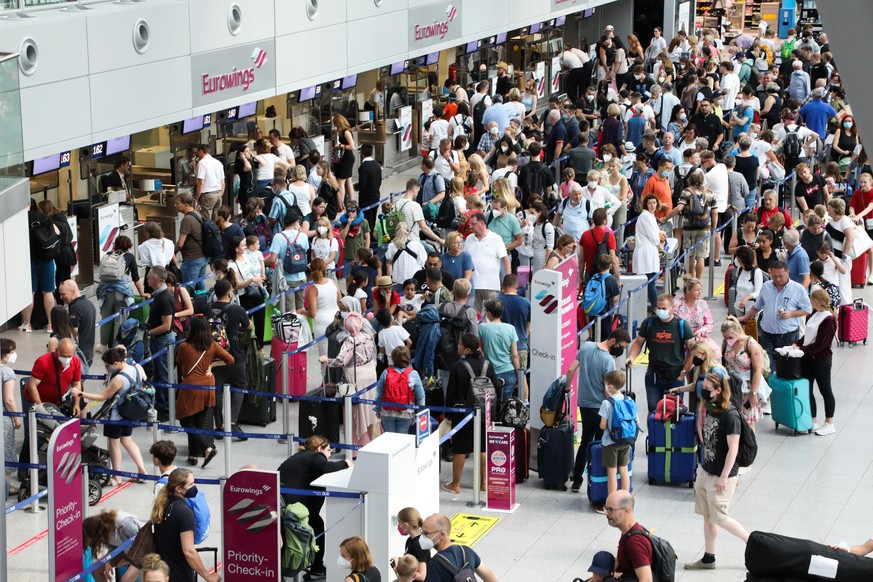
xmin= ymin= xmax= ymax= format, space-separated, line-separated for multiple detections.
xmin=854 ymin=299 xmax=865 ymax=311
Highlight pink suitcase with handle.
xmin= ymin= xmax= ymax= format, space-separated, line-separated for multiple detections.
xmin=839 ymin=299 xmax=868 ymax=346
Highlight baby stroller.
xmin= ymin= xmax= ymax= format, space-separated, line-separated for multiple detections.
xmin=18 ymin=401 xmax=111 ymax=506
xmin=116 ymin=317 xmax=147 ymax=364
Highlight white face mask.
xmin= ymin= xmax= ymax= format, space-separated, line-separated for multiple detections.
xmin=749 ymin=132 xmax=758 ymax=140
xmin=603 ymin=154 xmax=613 ymax=163
xmin=500 ymin=145 xmax=509 ymax=153
xmin=490 ymin=127 xmax=499 ymax=136
xmin=680 ymin=113 xmax=687 ymax=122
xmin=492 ymin=209 xmax=504 ymax=218
xmin=6 ymin=352 xmax=16 ymax=365
xmin=587 ymin=94 xmax=595 ymax=102
xmin=587 ymin=181 xmax=598 ymax=190
xmin=419 ymin=533 xmax=436 ymax=551
xmin=317 ymin=226 xmax=328 ymax=235
xmin=58 ymin=356 xmax=73 ymax=369
xmin=337 ymin=556 xmax=352 ymax=570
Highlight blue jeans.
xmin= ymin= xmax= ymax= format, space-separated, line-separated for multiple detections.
xmin=150 ymin=332 xmax=177 ymax=413
xmin=645 ymin=369 xmax=685 ymax=413
xmin=381 ymin=415 xmax=412 ymax=434
xmin=745 ymin=187 xmax=757 ymax=210
xmin=646 ymin=273 xmax=658 ymax=310
xmin=497 ymin=370 xmax=517 ymax=401
xmin=180 ymin=256 xmax=208 ymax=291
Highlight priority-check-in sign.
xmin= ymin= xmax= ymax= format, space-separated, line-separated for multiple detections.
xmin=223 ymin=470 xmax=281 ymax=581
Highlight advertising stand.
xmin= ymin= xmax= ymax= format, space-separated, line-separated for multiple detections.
xmin=312 ymin=431 xmax=439 ymax=582
xmin=222 ymin=469 xmax=281 ymax=582
xmin=486 ymin=427 xmax=517 ymax=512
xmin=48 ymin=419 xmax=83 ymax=582
xmin=529 ymin=256 xmax=579 ymax=466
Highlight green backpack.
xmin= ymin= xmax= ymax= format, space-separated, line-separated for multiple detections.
xmin=781 ymin=38 xmax=796 ymax=61
xmin=384 ymin=200 xmax=410 ymax=242
xmin=282 ymin=503 xmax=318 ymax=577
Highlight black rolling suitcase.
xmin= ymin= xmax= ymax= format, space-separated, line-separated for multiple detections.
xmin=514 ymin=427 xmax=530 ymax=483
xmin=298 ymin=382 xmax=342 ymax=444
xmin=238 ymin=357 xmax=276 ymax=426
xmin=537 ymin=421 xmax=574 ymax=490
xmin=746 ymin=531 xmax=873 ymax=581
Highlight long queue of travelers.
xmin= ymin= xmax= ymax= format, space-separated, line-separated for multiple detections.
xmin=5 ymin=16 xmax=873 ymax=582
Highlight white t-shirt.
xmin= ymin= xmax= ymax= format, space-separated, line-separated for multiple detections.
xmin=561 ymin=50 xmax=584 ymax=70
xmin=275 ymin=143 xmax=295 ymax=165
xmin=751 ymin=139 xmax=773 ymax=162
xmin=196 ymin=154 xmax=225 ymax=192
xmin=378 ymin=325 xmax=410 ymax=365
xmin=704 ymin=163 xmax=730 ymax=212
xmin=430 ymin=119 xmax=450 ymax=144
xmin=721 ymin=72 xmax=740 ymax=111
xmin=255 ymin=153 xmax=279 ymax=181
xmin=395 ymin=198 xmax=426 ymax=241
xmin=491 ymin=167 xmax=518 ymax=193
xmin=399 ymin=294 xmax=424 ymax=315
xmin=138 ymin=237 xmax=176 ymax=268
xmin=464 ymin=231 xmax=508 ymax=291
xmin=470 ymin=93 xmax=492 ymax=111
xmin=432 ymin=150 xmax=459 ymax=181
xmin=312 ymin=237 xmax=339 ymax=271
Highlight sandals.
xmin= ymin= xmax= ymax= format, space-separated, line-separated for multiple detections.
xmin=441 ymin=483 xmax=461 ymax=494
xmin=202 ymin=448 xmax=218 ymax=468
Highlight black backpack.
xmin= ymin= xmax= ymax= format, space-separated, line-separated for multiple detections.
xmin=732 ymin=407 xmax=759 ymax=467
xmin=686 ymin=190 xmax=711 ymax=229
xmin=188 ymin=212 xmax=224 ymax=259
xmin=434 ymin=306 xmax=472 ymax=370
xmin=53 ymin=214 xmax=78 ymax=267
xmin=626 ymin=529 xmax=678 ymax=582
xmin=783 ymin=125 xmax=803 ymax=162
xmin=435 ymin=546 xmax=478 ymax=582
xmin=590 ymin=228 xmax=611 ymax=274
xmin=435 ymin=195 xmax=457 ymax=229
xmin=29 ymin=211 xmax=61 ymax=261
xmin=473 ymin=98 xmax=488 ymax=133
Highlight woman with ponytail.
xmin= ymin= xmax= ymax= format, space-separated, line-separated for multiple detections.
xmin=151 ymin=468 xmax=219 ymax=582
xmin=395 ymin=507 xmax=430 ymax=580
xmin=793 ymin=288 xmax=838 ymax=436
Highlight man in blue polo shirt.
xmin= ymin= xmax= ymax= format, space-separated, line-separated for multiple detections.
xmin=780 ymin=230 xmax=811 ymax=289
xmin=739 ymin=261 xmax=812 ymax=361
xmin=799 ymin=87 xmax=836 ymax=139
xmin=555 ymin=183 xmax=590 ymax=241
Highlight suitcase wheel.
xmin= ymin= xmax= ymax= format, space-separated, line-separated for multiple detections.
xmin=775 ymin=423 xmax=779 ymax=429
xmin=688 ymin=481 xmax=694 ymax=488
xmin=649 ymin=478 xmax=657 ymax=485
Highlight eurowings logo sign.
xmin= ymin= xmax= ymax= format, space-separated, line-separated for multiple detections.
xmin=535 ymin=289 xmax=560 ymax=314
xmin=252 ymin=47 xmax=267 ymax=69
xmin=202 ymin=47 xmax=266 ymax=96
xmin=192 ymin=40 xmax=276 ymax=108
xmin=409 ymin=1 xmax=463 ymax=46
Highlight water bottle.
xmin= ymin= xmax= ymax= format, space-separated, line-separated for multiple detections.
xmin=146 ymin=408 xmax=158 ymax=424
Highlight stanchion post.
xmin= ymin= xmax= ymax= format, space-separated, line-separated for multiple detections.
xmin=788 ymin=172 xmax=797 ymax=221
xmin=343 ymin=394 xmax=354 ymax=463
xmin=360 ymin=491 xmax=368 ymax=540
xmin=167 ymin=344 xmax=177 ymax=430
xmin=280 ymin=293 xmax=287 ymax=315
xmin=82 ymin=463 xmax=89 ymax=510
xmin=466 ymin=407 xmax=485 ymax=508
xmin=282 ymin=352 xmax=290 ymax=441
xmin=706 ymin=228 xmax=716 ymax=299
xmin=286 ymin=432 xmax=295 ymax=460
xmin=26 ymin=407 xmax=42 ymax=513
xmin=148 ymin=407 xmax=158 ymax=458
xmin=223 ymin=384 xmax=232 ymax=478
xmin=594 ymin=316 xmax=602 ymax=343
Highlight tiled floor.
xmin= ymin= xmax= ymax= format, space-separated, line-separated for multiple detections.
xmin=3 ymin=166 xmax=871 ymax=580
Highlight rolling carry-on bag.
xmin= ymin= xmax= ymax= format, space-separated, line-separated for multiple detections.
xmin=298 ymin=382 xmax=342 ymax=444
xmin=851 ymin=254 xmax=867 ymax=287
xmin=537 ymin=421 xmax=574 ymax=489
xmin=768 ymin=373 xmax=813 ymax=435
xmin=838 ymin=299 xmax=868 ymax=345
xmin=238 ymin=357 xmax=277 ymax=426
xmin=271 ymin=339 xmax=308 ymax=397
xmin=646 ymin=410 xmax=698 ymax=487
xmin=514 ymin=427 xmax=530 ymax=483
xmin=746 ymin=530 xmax=873 ymax=581
xmin=586 ymin=440 xmax=634 ymax=504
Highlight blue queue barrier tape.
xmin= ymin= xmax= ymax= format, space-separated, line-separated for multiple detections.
xmin=90 ymin=466 xmax=221 ymax=486
xmin=5 ymin=489 xmax=48 ymax=514
xmin=279 ymin=487 xmax=364 ymax=500
xmin=439 ymin=412 xmax=473 ymax=446
xmin=351 ymin=398 xmax=473 ymax=415
xmin=6 ymin=462 xmax=47 ymax=470
xmin=64 ymin=538 xmax=134 ymax=582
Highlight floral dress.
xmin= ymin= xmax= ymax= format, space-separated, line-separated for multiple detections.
xmin=326 ymin=333 xmax=378 ymax=446
xmin=723 ymin=338 xmax=770 ymax=424
xmin=672 ymin=295 xmax=721 ymax=360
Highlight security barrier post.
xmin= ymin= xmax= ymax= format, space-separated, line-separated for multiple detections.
xmin=166 ymin=344 xmax=177 ymax=431
xmin=26 ymin=407 xmax=42 ymax=514
xmin=466 ymin=407 xmax=485 ymax=508
xmin=344 ymin=394 xmax=354 ymax=463
xmin=223 ymin=384 xmax=232 ymax=478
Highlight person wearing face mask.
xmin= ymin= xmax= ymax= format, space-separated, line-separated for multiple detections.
xmin=670 ymin=340 xmax=728 ymax=416
xmin=279 ymin=435 xmax=351 ymax=580
xmin=562 ymin=329 xmax=632 ymax=495
xmin=151 ymin=468 xmax=221 ymax=582
xmin=626 ymin=294 xmax=693 ymax=413
xmin=394 ymin=507 xmax=431 ymax=580
xmin=71 ymin=347 xmax=149 ymax=486
xmin=338 ymin=536 xmax=382 ymax=582
xmin=683 ymin=374 xmax=750 ymax=571
xmin=544 ymin=110 xmax=567 ymax=166
xmin=422 ymin=513 xmax=497 ymax=582
xmin=1 ymin=339 xmax=20 ymax=494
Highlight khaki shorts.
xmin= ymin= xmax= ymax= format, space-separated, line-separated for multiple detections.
xmin=601 ymin=444 xmax=631 ymax=468
xmin=518 ymin=349 xmax=529 ymax=372
xmin=694 ymin=471 xmax=739 ymax=526
xmin=684 ymin=229 xmax=711 ymax=258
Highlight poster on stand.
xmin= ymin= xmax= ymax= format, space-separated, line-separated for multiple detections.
xmin=312 ymin=135 xmax=325 ymax=157
xmin=223 ymin=470 xmax=281 ymax=581
xmin=535 ymin=61 xmax=547 ymax=98
xmin=551 ymin=57 xmax=562 ymax=93
xmin=48 ymin=418 xmax=83 ymax=582
xmin=529 ymin=255 xmax=579 ymax=435
xmin=67 ymin=215 xmax=79 ymax=278
xmin=399 ymin=106 xmax=413 ymax=151
xmin=96 ymin=203 xmax=120 ymax=262
xmin=486 ymin=427 xmax=516 ymax=511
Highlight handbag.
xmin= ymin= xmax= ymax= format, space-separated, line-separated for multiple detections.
xmin=124 ymin=521 xmax=155 ymax=568
xmin=848 ymin=224 xmax=873 ymax=260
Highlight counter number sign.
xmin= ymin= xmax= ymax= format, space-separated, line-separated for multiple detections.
xmin=59 ymin=151 xmax=71 ymax=168
xmin=227 ymin=107 xmax=238 ymax=122
xmin=91 ymin=143 xmax=105 ymax=159
xmin=203 ymin=113 xmax=212 ymax=127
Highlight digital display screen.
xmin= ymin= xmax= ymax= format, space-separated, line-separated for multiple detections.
xmin=530 ymin=23 xmax=542 ymax=34
xmin=466 ymin=40 xmax=479 ymax=53
xmin=182 ymin=116 xmax=204 ymax=134
xmin=299 ymin=86 xmax=317 ymax=102
xmin=496 ymin=32 xmax=507 ymax=44
xmin=237 ymin=101 xmax=257 ymax=118
xmin=390 ymin=61 xmax=405 ymax=75
xmin=426 ymin=51 xmax=439 ymax=65
xmin=91 ymin=142 xmax=106 ymax=159
xmin=556 ymin=16 xmax=566 ymax=26
xmin=105 ymin=135 xmax=131 ymax=156
xmin=583 ymin=8 xmax=595 ymax=17
xmin=342 ymin=74 xmax=358 ymax=89
xmin=32 ymin=153 xmax=61 ymax=175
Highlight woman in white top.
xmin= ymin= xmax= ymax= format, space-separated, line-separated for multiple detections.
xmin=505 ymin=89 xmax=527 ymax=122
xmin=522 ymin=78 xmax=538 ymax=117
xmin=634 ymin=194 xmax=664 ymax=310
xmin=825 ymin=198 xmax=855 ymax=304
xmin=299 ymin=258 xmax=341 ymax=357
xmin=646 ymin=26 xmax=668 ymax=63
xmin=254 ymin=139 xmax=282 ymax=191
xmin=138 ymin=221 xmax=177 ymax=272
xmin=733 ymin=246 xmax=765 ymax=317
xmin=311 ymin=216 xmax=339 ymax=279
xmin=287 ymin=164 xmax=315 ymax=217
xmin=605 ymin=159 xmax=630 ymax=247
xmin=450 ymin=176 xmax=468 ymax=216
xmin=529 ymin=201 xmax=554 ymax=273
xmin=367 ymin=80 xmax=384 ymax=116
xmin=386 ymin=224 xmax=427 ymax=286
xmin=448 ymin=102 xmax=473 ymax=140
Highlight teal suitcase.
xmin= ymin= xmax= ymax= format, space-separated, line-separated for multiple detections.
xmin=768 ymin=373 xmax=813 ymax=435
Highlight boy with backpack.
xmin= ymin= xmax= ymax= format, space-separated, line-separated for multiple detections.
xmin=583 ymin=254 xmax=621 ymax=341
xmin=374 ymin=346 xmax=425 ymax=434
xmin=598 ymin=370 xmax=636 ymax=496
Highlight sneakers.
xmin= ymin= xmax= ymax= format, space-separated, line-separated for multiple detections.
xmin=18 ymin=323 xmax=31 ymax=333
xmin=815 ymin=423 xmax=836 ymax=436
xmin=812 ymin=422 xmax=822 ymax=432
xmin=571 ymin=480 xmax=583 ymax=493
xmin=593 ymin=504 xmax=606 ymax=514
xmin=95 ymin=343 xmax=107 ymax=354
xmin=684 ymin=559 xmax=716 ymax=570
xmin=45 ymin=324 xmax=53 ymax=335
xmin=761 ymin=399 xmax=772 ymax=415
xmin=303 ymin=569 xmax=327 ymax=581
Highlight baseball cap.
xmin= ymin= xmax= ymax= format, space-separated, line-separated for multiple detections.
xmin=588 ymin=551 xmax=615 ymax=576
xmin=605 ymin=24 xmax=614 ymax=31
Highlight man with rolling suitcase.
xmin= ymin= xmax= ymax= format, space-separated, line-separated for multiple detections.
xmin=209 ymin=279 xmax=252 ymax=439
xmin=563 ymin=329 xmax=631 ymax=495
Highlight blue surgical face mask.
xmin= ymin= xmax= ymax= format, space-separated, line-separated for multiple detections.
xmin=661 ymin=170 xmax=671 ymax=178
xmin=655 ymin=309 xmax=671 ymax=321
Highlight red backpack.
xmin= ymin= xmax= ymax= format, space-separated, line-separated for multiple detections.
xmin=383 ymin=368 xmax=413 ymax=411
xmin=654 ymin=394 xmax=687 ymax=422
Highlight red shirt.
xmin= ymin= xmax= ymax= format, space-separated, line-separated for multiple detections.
xmin=28 ymin=352 xmax=82 ymax=404
xmin=580 ymin=226 xmax=617 ymax=274
xmin=641 ymin=175 xmax=673 ymax=219
xmin=616 ymin=523 xmax=654 ymax=576
xmin=756 ymin=206 xmax=792 ymax=229
xmin=850 ymin=188 xmax=873 ymax=219
xmin=373 ymin=288 xmax=401 ymax=311
xmin=442 ymin=102 xmax=459 ymax=121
